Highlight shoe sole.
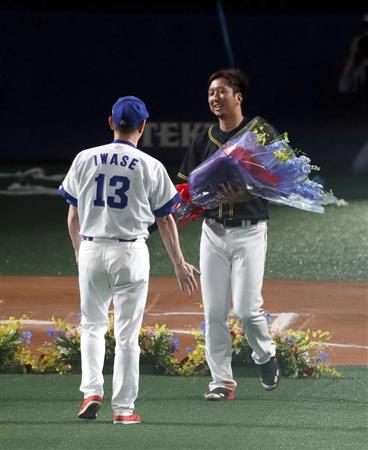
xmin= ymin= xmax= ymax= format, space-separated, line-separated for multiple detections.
xmin=113 ymin=420 xmax=142 ymax=425
xmin=205 ymin=395 xmax=225 ymax=401
xmin=78 ymin=402 xmax=101 ymax=419
xmin=261 ymin=383 xmax=278 ymax=391
xmin=204 ymin=392 xmax=235 ymax=401
xmin=261 ymin=369 xmax=280 ymax=391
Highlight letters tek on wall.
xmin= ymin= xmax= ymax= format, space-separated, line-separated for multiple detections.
xmin=141 ymin=122 xmax=213 ymax=148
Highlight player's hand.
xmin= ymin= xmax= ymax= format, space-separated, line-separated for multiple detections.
xmin=219 ymin=182 xmax=254 ymax=203
xmin=174 ymin=262 xmax=200 ymax=295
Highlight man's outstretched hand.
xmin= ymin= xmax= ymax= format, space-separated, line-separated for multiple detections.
xmin=174 ymin=261 xmax=200 ymax=295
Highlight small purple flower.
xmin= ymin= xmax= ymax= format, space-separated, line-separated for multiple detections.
xmin=301 ymin=164 xmax=311 ymax=175
xmin=77 ymin=312 xmax=82 ymax=323
xmin=185 ymin=347 xmax=193 ymax=354
xmin=318 ymin=351 xmax=329 ymax=363
xmin=200 ymin=321 xmax=206 ymax=335
xmin=170 ymin=338 xmax=180 ymax=353
xmin=285 ymin=335 xmax=298 ymax=344
xmin=265 ymin=312 xmax=272 ymax=324
xmin=47 ymin=328 xmax=56 ymax=337
xmin=296 ymin=180 xmax=323 ymax=201
xmin=22 ymin=330 xmax=32 ymax=344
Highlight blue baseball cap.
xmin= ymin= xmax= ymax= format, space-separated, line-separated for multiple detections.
xmin=112 ymin=96 xmax=149 ymax=128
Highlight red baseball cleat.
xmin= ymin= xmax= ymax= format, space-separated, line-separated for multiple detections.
xmin=78 ymin=395 xmax=103 ymax=419
xmin=113 ymin=412 xmax=142 ymax=425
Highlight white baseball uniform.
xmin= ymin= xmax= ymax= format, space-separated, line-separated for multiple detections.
xmin=200 ymin=219 xmax=275 ymax=390
xmin=178 ymin=121 xmax=276 ymax=392
xmin=59 ymin=139 xmax=179 ymax=416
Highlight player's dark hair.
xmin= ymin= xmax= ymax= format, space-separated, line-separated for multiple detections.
xmin=208 ymin=68 xmax=249 ymax=97
xmin=118 ymin=122 xmax=139 ymax=133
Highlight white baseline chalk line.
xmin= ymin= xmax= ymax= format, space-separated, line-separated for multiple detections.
xmin=171 ymin=329 xmax=193 ymax=335
xmin=169 ymin=313 xmax=301 ymax=335
xmin=0 ymin=312 xmax=297 ymax=326
xmin=324 ymin=343 xmax=368 ymax=350
xmin=269 ymin=312 xmax=301 ymax=333
xmin=146 ymin=312 xmax=291 ymax=318
xmin=0 ymin=319 xmax=54 ymax=325
xmin=169 ymin=331 xmax=368 ymax=349
xmin=146 ymin=312 xmax=204 ymax=316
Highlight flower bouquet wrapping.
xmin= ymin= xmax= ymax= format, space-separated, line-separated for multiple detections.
xmin=175 ymin=116 xmax=337 ymax=221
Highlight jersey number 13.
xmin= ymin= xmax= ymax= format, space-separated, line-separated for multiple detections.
xmin=94 ymin=174 xmax=130 ymax=209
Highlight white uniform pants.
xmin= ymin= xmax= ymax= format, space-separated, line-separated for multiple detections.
xmin=200 ymin=219 xmax=275 ymax=390
xmin=78 ymin=238 xmax=149 ymax=415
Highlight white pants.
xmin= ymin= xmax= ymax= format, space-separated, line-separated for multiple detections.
xmin=78 ymin=238 xmax=149 ymax=415
xmin=200 ymin=219 xmax=275 ymax=390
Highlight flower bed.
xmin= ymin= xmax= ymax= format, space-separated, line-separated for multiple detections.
xmin=0 ymin=315 xmax=342 ymax=378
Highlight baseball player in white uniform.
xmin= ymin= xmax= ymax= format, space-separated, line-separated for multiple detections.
xmin=59 ymin=96 xmax=198 ymax=424
xmin=178 ymin=69 xmax=280 ymax=401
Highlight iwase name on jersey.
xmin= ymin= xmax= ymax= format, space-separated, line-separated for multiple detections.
xmin=93 ymin=153 xmax=139 ymax=170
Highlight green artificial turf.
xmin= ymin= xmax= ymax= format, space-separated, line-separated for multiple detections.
xmin=1 ymin=169 xmax=367 ymax=450
xmin=1 ymin=195 xmax=367 ymax=281
xmin=0 ymin=367 xmax=367 ymax=450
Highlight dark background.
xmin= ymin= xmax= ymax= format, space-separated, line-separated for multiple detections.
xmin=1 ymin=1 xmax=367 ymax=172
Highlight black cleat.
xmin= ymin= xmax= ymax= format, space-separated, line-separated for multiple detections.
xmin=204 ymin=387 xmax=235 ymax=401
xmin=260 ymin=356 xmax=281 ymax=391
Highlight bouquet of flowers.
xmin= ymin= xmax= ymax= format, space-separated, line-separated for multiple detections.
xmin=175 ymin=116 xmax=337 ymax=222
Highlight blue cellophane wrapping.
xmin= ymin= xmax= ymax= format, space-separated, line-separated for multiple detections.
xmin=187 ymin=116 xmax=336 ymax=214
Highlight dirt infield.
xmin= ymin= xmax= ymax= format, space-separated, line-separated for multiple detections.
xmin=1 ymin=276 xmax=367 ymax=366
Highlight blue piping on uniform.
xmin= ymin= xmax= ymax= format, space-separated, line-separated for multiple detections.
xmin=153 ymin=193 xmax=181 ymax=217
xmin=58 ymin=185 xmax=78 ymax=207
